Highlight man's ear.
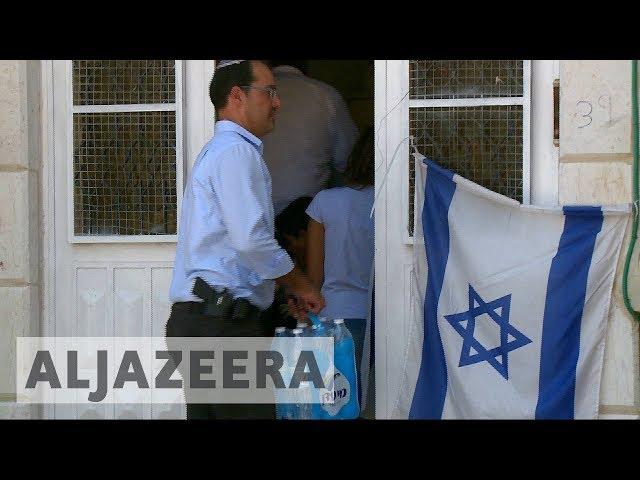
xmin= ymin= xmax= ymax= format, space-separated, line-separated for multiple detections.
xmin=229 ymin=85 xmax=245 ymax=104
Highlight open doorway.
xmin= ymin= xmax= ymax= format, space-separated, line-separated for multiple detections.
xmin=307 ymin=60 xmax=375 ymax=132
xmin=263 ymin=60 xmax=376 ymax=418
xmin=309 ymin=60 xmax=375 ymax=419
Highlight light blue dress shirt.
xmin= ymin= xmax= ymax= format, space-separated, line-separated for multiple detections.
xmin=169 ymin=120 xmax=295 ymax=310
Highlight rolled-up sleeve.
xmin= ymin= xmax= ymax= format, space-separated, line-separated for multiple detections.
xmin=212 ymin=144 xmax=294 ymax=279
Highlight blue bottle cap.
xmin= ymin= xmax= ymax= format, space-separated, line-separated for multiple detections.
xmin=308 ymin=312 xmax=320 ymax=326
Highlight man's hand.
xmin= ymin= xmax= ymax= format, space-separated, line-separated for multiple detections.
xmin=286 ymin=285 xmax=325 ymax=325
xmin=292 ymin=284 xmax=325 ymax=314
xmin=287 ymin=297 xmax=308 ymax=325
xmin=277 ymin=266 xmax=325 ymax=322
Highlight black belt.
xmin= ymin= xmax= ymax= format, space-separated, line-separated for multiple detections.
xmin=172 ymin=297 xmax=262 ymax=322
xmin=179 ymin=276 xmax=263 ymax=322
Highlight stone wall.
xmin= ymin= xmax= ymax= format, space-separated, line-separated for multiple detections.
xmin=0 ymin=60 xmax=41 ymax=419
xmin=559 ymin=60 xmax=640 ymax=418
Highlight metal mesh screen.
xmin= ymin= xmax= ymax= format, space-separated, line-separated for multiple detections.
xmin=409 ymin=60 xmax=523 ymax=99
xmin=408 ymin=105 xmax=523 ymax=235
xmin=73 ymin=60 xmax=175 ymax=105
xmin=73 ymin=111 xmax=177 ymax=235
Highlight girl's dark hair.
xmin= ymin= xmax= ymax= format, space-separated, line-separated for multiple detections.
xmin=343 ymin=125 xmax=374 ymax=188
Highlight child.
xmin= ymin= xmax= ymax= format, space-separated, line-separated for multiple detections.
xmin=275 ymin=196 xmax=313 ymax=271
xmin=273 ymin=196 xmax=313 ymax=329
xmin=305 ymin=125 xmax=374 ymax=405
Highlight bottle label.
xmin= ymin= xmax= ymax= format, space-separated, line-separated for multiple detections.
xmin=321 ymin=369 xmax=351 ymax=417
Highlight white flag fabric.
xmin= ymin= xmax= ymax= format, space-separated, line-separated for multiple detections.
xmin=392 ymin=159 xmax=629 ymax=419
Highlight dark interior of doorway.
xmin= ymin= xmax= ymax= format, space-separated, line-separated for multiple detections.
xmin=306 ymin=60 xmax=374 ymax=133
xmin=284 ymin=60 xmax=376 ymax=418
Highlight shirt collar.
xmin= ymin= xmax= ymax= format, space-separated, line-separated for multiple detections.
xmin=214 ymin=120 xmax=263 ymax=153
xmin=273 ymin=65 xmax=303 ymax=76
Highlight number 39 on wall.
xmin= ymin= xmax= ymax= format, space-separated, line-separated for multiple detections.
xmin=576 ymin=94 xmax=613 ymax=129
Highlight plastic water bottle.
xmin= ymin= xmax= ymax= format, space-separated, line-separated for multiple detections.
xmin=296 ymin=321 xmax=309 ymax=334
xmin=274 ymin=327 xmax=288 ymax=420
xmin=308 ymin=312 xmax=321 ymax=326
xmin=308 ymin=320 xmax=335 ymax=419
xmin=319 ymin=316 xmax=334 ymax=335
xmin=322 ymin=319 xmax=360 ymax=419
xmin=290 ymin=327 xmax=311 ymax=419
xmin=278 ymin=327 xmax=300 ymax=420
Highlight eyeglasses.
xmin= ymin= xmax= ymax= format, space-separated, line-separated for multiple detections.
xmin=240 ymin=84 xmax=279 ymax=100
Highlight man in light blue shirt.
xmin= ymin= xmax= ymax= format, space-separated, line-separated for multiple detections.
xmin=166 ymin=60 xmax=324 ymax=420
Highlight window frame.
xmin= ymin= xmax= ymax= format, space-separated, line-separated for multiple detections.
xmin=66 ymin=60 xmax=185 ymax=243
xmin=396 ymin=60 xmax=531 ymax=244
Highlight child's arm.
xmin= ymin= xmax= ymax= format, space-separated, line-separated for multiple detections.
xmin=306 ymin=218 xmax=325 ymax=291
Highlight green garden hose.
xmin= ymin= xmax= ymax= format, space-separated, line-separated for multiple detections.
xmin=622 ymin=60 xmax=640 ymax=321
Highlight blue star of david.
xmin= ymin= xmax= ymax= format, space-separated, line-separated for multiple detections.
xmin=444 ymin=285 xmax=532 ymax=380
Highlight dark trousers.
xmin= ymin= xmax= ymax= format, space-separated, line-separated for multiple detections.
xmin=165 ymin=302 xmax=276 ymax=420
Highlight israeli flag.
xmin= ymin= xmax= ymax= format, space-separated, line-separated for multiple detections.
xmin=393 ymin=159 xmax=629 ymax=419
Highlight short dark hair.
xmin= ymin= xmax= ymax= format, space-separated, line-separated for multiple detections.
xmin=209 ymin=61 xmax=268 ymax=114
xmin=275 ymin=196 xmax=313 ymax=248
xmin=344 ymin=125 xmax=375 ymax=188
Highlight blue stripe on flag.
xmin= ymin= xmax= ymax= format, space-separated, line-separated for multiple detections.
xmin=535 ymin=206 xmax=603 ymax=419
xmin=410 ymin=160 xmax=456 ymax=419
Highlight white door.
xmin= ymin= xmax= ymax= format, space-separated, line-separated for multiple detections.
xmin=374 ymin=60 xmax=559 ymax=418
xmin=45 ymin=60 xmax=215 ymax=419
